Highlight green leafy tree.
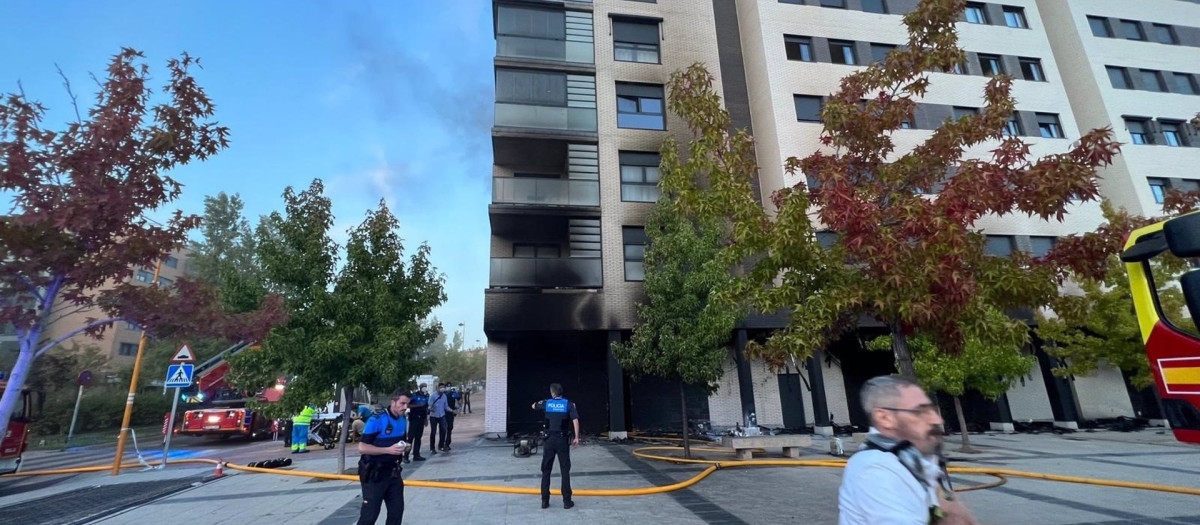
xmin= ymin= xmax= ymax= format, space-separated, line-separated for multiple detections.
xmin=612 ymin=71 xmax=751 ymax=456
xmin=190 ymin=192 xmax=266 ymax=314
xmin=232 ymin=186 xmax=446 ymax=473
xmin=869 ymin=305 xmax=1034 ymax=451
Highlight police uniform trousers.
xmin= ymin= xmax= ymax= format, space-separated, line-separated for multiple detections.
xmin=358 ymin=460 xmax=404 ymax=525
xmin=408 ymin=414 xmax=427 ymax=456
xmin=541 ymin=432 xmax=573 ymax=503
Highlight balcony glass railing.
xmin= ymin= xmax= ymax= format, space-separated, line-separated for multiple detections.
xmin=495 ymin=103 xmax=597 ymax=133
xmin=497 ymin=36 xmax=594 ymax=65
xmin=493 ymin=177 xmax=599 ymax=206
xmin=490 ymin=257 xmax=602 ymax=288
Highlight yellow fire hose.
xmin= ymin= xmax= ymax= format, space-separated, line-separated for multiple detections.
xmin=4 ymin=444 xmax=1199 ymax=498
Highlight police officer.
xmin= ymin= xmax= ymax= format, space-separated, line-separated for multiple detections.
xmin=444 ymin=386 xmax=461 ymax=450
xmin=406 ymin=383 xmax=430 ymax=462
xmin=357 ymin=389 xmax=411 ymax=525
xmin=532 ymin=382 xmax=579 ymax=510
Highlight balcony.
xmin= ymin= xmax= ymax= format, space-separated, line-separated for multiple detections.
xmin=497 ymin=36 xmax=594 ymax=66
xmin=490 ymin=257 xmax=602 ymax=288
xmin=493 ymin=177 xmax=599 ymax=207
xmin=494 ymin=103 xmax=597 ymax=134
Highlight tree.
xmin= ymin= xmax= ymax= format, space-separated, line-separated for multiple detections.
xmin=0 ymin=49 xmax=286 ymax=434
xmin=612 ymin=72 xmax=750 ymax=456
xmin=189 ymin=192 xmax=265 ymax=314
xmin=232 ymin=186 xmax=446 ymax=473
xmin=666 ymin=0 xmax=1121 ymax=378
xmin=868 ymin=305 xmax=1034 ymax=452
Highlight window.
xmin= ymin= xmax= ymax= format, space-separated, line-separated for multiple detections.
xmin=784 ymin=35 xmax=814 ymax=62
xmin=496 ymin=69 xmax=567 ymax=106
xmin=613 ymin=18 xmax=660 ymax=64
xmin=815 ymin=232 xmax=838 ymax=249
xmin=1148 ymin=178 xmax=1168 ymax=204
xmin=1173 ymin=73 xmax=1199 ymax=95
xmin=1037 ymin=113 xmax=1063 ymax=138
xmin=616 ymin=83 xmax=665 ymax=130
xmin=965 ymin=3 xmax=988 ymax=24
xmin=953 ymin=106 xmax=978 ymax=120
xmin=164 ymin=256 xmax=178 ymax=269
xmin=157 ymin=276 xmax=173 ymax=287
xmin=1029 ymin=236 xmax=1057 ymax=258
xmin=985 ymin=235 xmax=1015 ymax=257
xmin=829 ymin=40 xmax=857 ymax=65
xmin=1121 ymin=20 xmax=1145 ymax=41
xmin=119 ymin=343 xmax=138 ymax=356
xmin=794 ymin=95 xmax=823 ymax=122
xmin=1087 ymin=16 xmax=1112 ymax=38
xmin=620 ymin=151 xmax=662 ymax=202
xmin=125 ymin=322 xmax=141 ymax=331
xmin=497 ymin=6 xmax=566 ymax=42
xmin=1019 ymin=58 xmax=1044 ymax=81
xmin=1152 ymin=24 xmax=1177 ymax=45
xmin=945 ymin=61 xmax=965 ymax=75
xmin=623 ymin=227 xmax=646 ymax=281
xmin=978 ymin=54 xmax=1004 ymax=76
xmin=1003 ymin=6 xmax=1027 ymax=28
xmin=513 ymin=244 xmax=561 ymax=258
xmin=1162 ymin=121 xmax=1184 ymax=147
xmin=820 ymin=0 xmax=846 ymax=7
xmin=1179 ymin=179 xmax=1200 ymax=193
xmin=1003 ymin=113 xmax=1022 ymax=136
xmin=135 ymin=270 xmax=153 ymax=283
xmin=862 ymin=0 xmax=888 ymax=14
xmin=870 ymin=44 xmax=896 ymax=64
xmin=1141 ymin=70 xmax=1167 ymax=92
xmin=1125 ymin=118 xmax=1150 ymax=144
xmin=900 ymin=117 xmax=914 ymax=129
xmin=1107 ymin=66 xmax=1132 ymax=89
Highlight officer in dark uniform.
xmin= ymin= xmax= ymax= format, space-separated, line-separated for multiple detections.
xmin=445 ymin=386 xmax=461 ymax=450
xmin=406 ymin=383 xmax=430 ymax=462
xmin=531 ymin=382 xmax=580 ymax=510
xmin=357 ymin=389 xmax=410 ymax=525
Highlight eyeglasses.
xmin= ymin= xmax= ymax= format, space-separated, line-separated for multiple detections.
xmin=879 ymin=405 xmax=937 ymax=416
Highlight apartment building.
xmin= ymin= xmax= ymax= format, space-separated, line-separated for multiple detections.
xmin=41 ymin=249 xmax=193 ymax=364
xmin=484 ymin=0 xmax=1196 ymax=437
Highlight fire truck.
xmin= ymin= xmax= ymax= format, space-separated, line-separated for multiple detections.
xmin=0 ymin=379 xmax=33 ymax=475
xmin=1122 ymin=212 xmax=1200 ymax=444
xmin=176 ymin=343 xmax=280 ymax=439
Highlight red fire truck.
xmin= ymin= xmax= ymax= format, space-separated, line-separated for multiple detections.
xmin=0 ymin=379 xmax=33 ymax=474
xmin=176 ymin=343 xmax=280 ymax=439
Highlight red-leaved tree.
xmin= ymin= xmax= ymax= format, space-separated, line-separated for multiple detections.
xmin=0 ymin=49 xmax=286 ymax=434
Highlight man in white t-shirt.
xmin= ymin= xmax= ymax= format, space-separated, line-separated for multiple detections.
xmin=838 ymin=375 xmax=977 ymax=525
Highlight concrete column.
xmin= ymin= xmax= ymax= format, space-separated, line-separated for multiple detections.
xmin=989 ymin=393 xmax=1016 ymax=433
xmin=607 ymin=331 xmax=628 ymax=440
xmin=807 ymin=352 xmax=833 ymax=436
xmin=1035 ymin=346 xmax=1081 ymax=429
xmin=484 ymin=340 xmax=509 ymax=436
xmin=734 ymin=329 xmax=758 ymax=427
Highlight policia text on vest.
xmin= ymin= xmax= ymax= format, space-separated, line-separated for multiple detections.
xmin=357 ymin=390 xmax=411 ymax=525
xmin=532 ymin=382 xmax=580 ymax=510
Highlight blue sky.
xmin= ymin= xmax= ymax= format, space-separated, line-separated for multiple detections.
xmin=0 ymin=1 xmax=495 ymax=346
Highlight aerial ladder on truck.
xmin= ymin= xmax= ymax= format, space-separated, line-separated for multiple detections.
xmin=175 ymin=342 xmax=280 ymax=439
xmin=1122 ymin=212 xmax=1200 ymax=444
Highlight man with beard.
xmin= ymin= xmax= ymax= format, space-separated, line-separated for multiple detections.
xmin=839 ymin=375 xmax=977 ymax=525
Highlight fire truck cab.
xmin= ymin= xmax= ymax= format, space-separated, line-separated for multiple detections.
xmin=0 ymin=379 xmax=33 ymax=475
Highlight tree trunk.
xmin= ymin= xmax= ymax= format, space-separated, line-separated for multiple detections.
xmin=680 ymin=382 xmax=692 ymax=459
xmin=337 ymin=386 xmax=352 ymax=474
xmin=952 ymin=396 xmax=976 ymax=453
xmin=890 ymin=322 xmax=917 ymax=379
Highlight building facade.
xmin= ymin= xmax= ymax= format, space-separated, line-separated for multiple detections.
xmin=484 ymin=0 xmax=1200 ymax=437
xmin=41 ymin=249 xmax=193 ymax=364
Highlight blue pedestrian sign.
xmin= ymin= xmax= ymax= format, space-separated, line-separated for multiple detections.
xmin=165 ymin=364 xmax=195 ymax=388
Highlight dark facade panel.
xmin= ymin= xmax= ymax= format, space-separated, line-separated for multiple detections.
xmin=485 ymin=289 xmax=605 ymax=333
xmin=505 ymin=331 xmax=610 ymax=435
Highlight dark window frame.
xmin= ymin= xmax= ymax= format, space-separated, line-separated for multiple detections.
xmin=1148 ymin=177 xmax=1168 ymax=204
xmin=819 ymin=0 xmax=847 ymax=7
xmin=1029 ymin=236 xmax=1058 ymax=258
xmin=1152 ymin=23 xmax=1178 ymax=45
xmin=1037 ymin=113 xmax=1064 ymax=139
xmin=1161 ymin=120 xmax=1185 ymax=147
xmin=622 ymin=226 xmax=646 ymax=281
xmin=1002 ymin=6 xmax=1028 ymax=28
xmin=613 ymin=17 xmax=661 ymax=64
xmin=1120 ymin=19 xmax=1146 ymax=41
xmin=794 ymin=95 xmax=823 ymax=122
xmin=1141 ymin=69 xmax=1167 ymax=92
xmin=616 ymin=82 xmax=666 ymax=130
xmin=1019 ymin=57 xmax=1045 ymax=81
xmin=619 ymin=151 xmax=662 ymax=203
xmin=118 ymin=342 xmax=139 ymax=356
xmin=1003 ymin=113 xmax=1022 ymax=136
xmin=784 ymin=35 xmax=814 ymax=62
xmin=965 ymin=3 xmax=988 ymax=24
xmin=164 ymin=256 xmax=179 ymax=268
xmin=870 ymin=43 xmax=897 ymax=64
xmin=985 ymin=235 xmax=1016 ymax=257
xmin=829 ymin=40 xmax=858 ymax=65
xmin=861 ymin=0 xmax=888 ymax=14
xmin=978 ymin=54 xmax=1004 ymax=77
xmin=1088 ymin=16 xmax=1113 ymax=38
xmin=513 ymin=243 xmax=561 ymax=258
xmin=1107 ymin=66 xmax=1132 ymax=89
xmin=1125 ymin=117 xmax=1151 ymax=145
xmin=1173 ymin=73 xmax=1200 ymax=95
xmin=953 ymin=106 xmax=979 ymax=120
xmin=496 ymin=68 xmax=569 ymax=107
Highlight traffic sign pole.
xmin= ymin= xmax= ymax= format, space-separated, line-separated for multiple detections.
xmin=66 ymin=384 xmax=84 ymax=447
xmin=162 ymin=387 xmax=180 ymax=469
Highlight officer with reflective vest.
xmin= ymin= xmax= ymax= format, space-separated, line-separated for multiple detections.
xmin=357 ymin=389 xmax=411 ymax=525
xmin=291 ymin=405 xmax=316 ymax=454
xmin=531 ymin=382 xmax=580 ymax=510
xmin=405 ymin=383 xmax=430 ymax=462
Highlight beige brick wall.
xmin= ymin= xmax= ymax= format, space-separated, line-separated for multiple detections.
xmin=706 ymin=353 xmax=745 ymax=428
xmin=484 ymin=340 xmax=509 ymax=435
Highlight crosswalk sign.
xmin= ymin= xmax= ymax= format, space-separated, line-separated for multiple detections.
xmin=165 ymin=364 xmax=195 ymax=388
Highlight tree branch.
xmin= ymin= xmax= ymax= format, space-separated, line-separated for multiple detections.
xmin=55 ymin=63 xmax=83 ymax=124
xmin=34 ymin=317 xmax=127 ymax=358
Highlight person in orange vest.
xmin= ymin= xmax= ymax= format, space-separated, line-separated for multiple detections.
xmin=291 ymin=405 xmax=316 ymax=454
